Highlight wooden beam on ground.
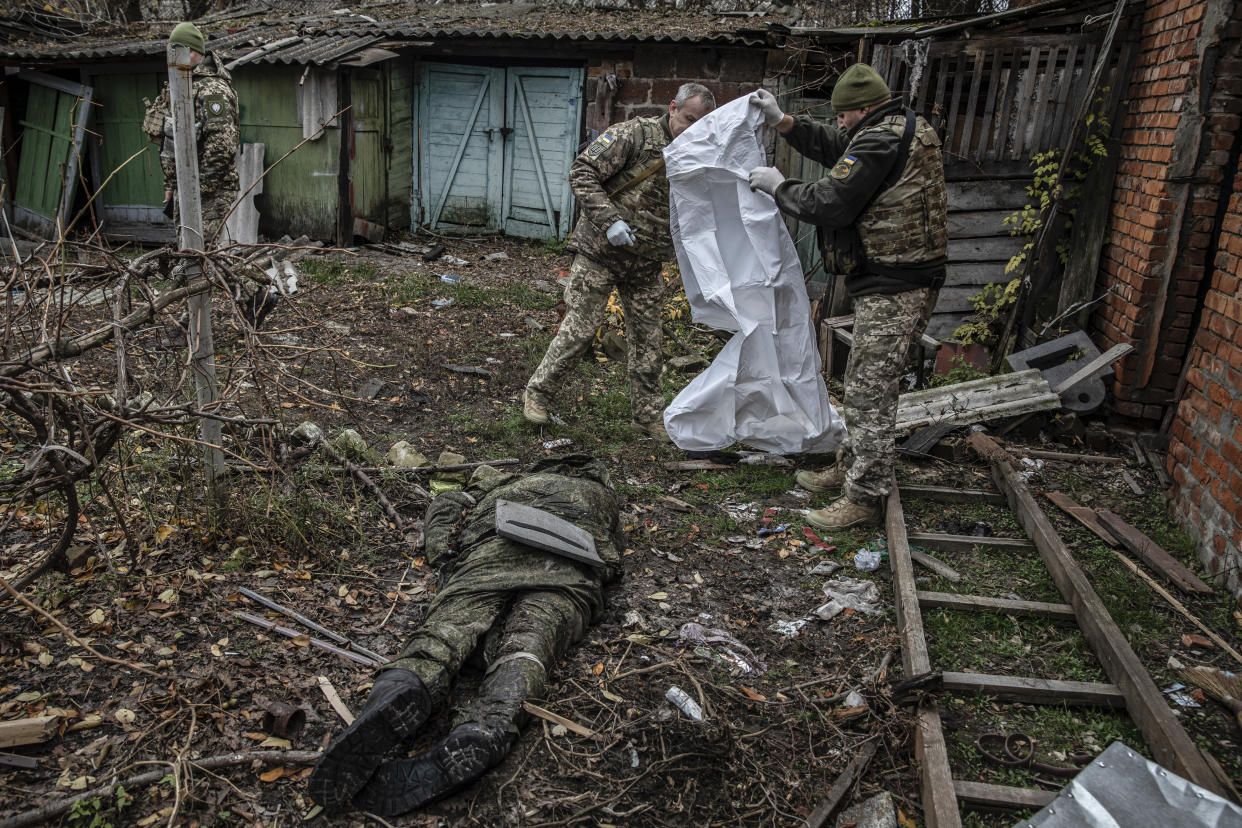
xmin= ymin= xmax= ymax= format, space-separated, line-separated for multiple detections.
xmin=917 ymin=590 xmax=1077 ymax=620
xmin=1043 ymin=492 xmax=1119 ymax=546
xmin=886 ymin=484 xmax=961 ymax=828
xmin=911 ymin=550 xmax=963 ymax=582
xmin=662 ymin=460 xmax=731 ymax=471
xmin=805 ymin=739 xmax=879 ymax=828
xmin=941 ymin=672 xmax=1125 ymax=707
xmin=910 ymin=532 xmax=1034 ymax=554
xmin=0 ymin=715 xmax=58 ymax=749
xmin=899 ymin=484 xmax=1005 ymax=505
xmin=1095 ymin=510 xmax=1212 ymax=595
xmin=970 ymin=432 xmax=1228 ymax=798
xmin=1007 ymin=448 xmax=1126 ymax=465
xmin=967 ymin=429 xmax=1019 ymax=468
xmin=952 ymin=780 xmax=1058 ymax=810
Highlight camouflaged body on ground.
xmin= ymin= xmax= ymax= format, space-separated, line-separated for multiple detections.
xmin=525 ymin=254 xmax=665 ymax=424
xmin=568 ymin=113 xmax=674 ymax=263
xmin=839 ymin=286 xmax=939 ymax=505
xmin=143 ymin=52 xmax=239 ymax=241
xmin=384 ymin=457 xmax=623 ymax=732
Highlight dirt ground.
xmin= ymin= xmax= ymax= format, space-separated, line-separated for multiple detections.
xmin=1 ymin=235 xmax=1239 ymax=828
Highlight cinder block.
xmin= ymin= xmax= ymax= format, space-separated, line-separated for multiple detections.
xmin=1005 ymin=330 xmax=1112 ymax=413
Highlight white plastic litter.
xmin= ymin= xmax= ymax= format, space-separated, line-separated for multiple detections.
xmin=813 ymin=576 xmax=883 ymax=619
xmin=662 ymin=97 xmax=846 ymax=455
xmin=665 ymin=686 xmax=704 ymax=721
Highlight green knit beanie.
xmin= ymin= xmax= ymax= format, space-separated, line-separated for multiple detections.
xmin=169 ymin=22 xmax=206 ymax=55
xmin=831 ymin=63 xmax=891 ymax=111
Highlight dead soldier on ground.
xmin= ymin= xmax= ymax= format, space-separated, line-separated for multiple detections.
xmin=307 ymin=455 xmax=624 ymax=817
xmin=523 ymin=83 xmax=716 ymax=441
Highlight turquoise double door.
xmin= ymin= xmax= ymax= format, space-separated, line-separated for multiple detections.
xmin=417 ymin=63 xmax=583 ymax=240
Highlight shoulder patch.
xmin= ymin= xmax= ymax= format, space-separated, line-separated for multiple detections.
xmin=830 ymin=156 xmax=860 ymax=181
xmin=200 ymin=93 xmax=230 ymax=120
xmin=587 ymin=133 xmax=615 ymax=157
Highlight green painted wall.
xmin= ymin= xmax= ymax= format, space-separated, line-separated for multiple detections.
xmin=93 ymin=73 xmax=164 ymax=207
xmin=387 ymin=59 xmax=413 ymax=232
xmin=233 ymin=64 xmax=340 ymax=240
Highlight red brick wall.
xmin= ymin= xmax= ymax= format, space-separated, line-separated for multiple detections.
xmin=582 ymin=45 xmax=766 ymax=135
xmin=1094 ymin=0 xmax=1241 ymax=423
xmin=1167 ymin=150 xmax=1242 ymax=597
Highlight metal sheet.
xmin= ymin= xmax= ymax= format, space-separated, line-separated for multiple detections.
xmin=494 ymin=499 xmax=603 ymax=568
xmin=1019 ymin=741 xmax=1242 ymax=828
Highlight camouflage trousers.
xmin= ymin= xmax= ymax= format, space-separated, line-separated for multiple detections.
xmin=383 ymin=549 xmax=600 ymax=735
xmin=170 ymin=188 xmax=237 ymax=246
xmin=840 ymin=286 xmax=939 ymax=505
xmin=526 ymin=253 xmax=665 ymax=424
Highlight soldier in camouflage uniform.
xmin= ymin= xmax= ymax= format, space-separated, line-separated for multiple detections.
xmin=524 ymin=83 xmax=716 ymax=440
xmin=307 ymin=455 xmax=624 ymax=816
xmin=142 ymin=22 xmax=240 ymax=246
xmin=747 ymin=64 xmax=948 ymax=529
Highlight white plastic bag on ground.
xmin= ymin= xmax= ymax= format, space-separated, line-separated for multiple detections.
xmin=662 ymin=96 xmax=845 ymax=454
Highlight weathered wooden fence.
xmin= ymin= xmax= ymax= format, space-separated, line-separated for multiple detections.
xmin=780 ymin=32 xmax=1131 ymax=342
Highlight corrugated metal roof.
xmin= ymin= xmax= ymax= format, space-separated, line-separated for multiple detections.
xmin=0 ymin=8 xmax=775 ymax=63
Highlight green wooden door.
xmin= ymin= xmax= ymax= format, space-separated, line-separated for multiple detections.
xmin=350 ymin=69 xmax=387 ymax=227
xmin=93 ymin=73 xmax=164 ymax=208
xmin=14 ymin=74 xmax=92 ymax=233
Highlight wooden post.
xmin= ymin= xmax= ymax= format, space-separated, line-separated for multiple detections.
xmin=168 ymin=43 xmax=224 ymax=500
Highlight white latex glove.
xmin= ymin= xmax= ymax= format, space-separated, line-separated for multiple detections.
xmin=606 ymin=219 xmax=636 ymax=247
xmin=749 ymin=89 xmax=785 ymax=127
xmin=748 ymin=166 xmax=785 ymax=196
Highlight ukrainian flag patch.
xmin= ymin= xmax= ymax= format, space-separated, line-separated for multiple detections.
xmin=587 ymin=133 xmax=615 ymax=157
xmin=843 ymin=155 xmax=857 ymax=165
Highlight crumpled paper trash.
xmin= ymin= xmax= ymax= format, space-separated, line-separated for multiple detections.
xmin=814 ymin=576 xmax=883 ymax=619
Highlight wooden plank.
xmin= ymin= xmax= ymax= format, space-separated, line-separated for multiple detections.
xmin=910 ymin=532 xmax=1034 ymax=553
xmin=886 ymin=485 xmax=961 ymax=828
xmin=1050 ymin=42 xmax=1079 ymax=151
xmin=972 ymin=432 xmax=1228 ymax=798
xmin=942 ymin=672 xmax=1124 ymax=707
xmin=946 ymin=179 xmax=1030 ymax=211
xmin=899 ymin=484 xmax=1004 ymax=505
xmin=1031 ymin=46 xmax=1058 ymax=154
xmin=990 ymin=56 xmax=1017 ymax=161
xmin=917 ymin=590 xmax=1077 ymax=620
xmin=1051 ymin=343 xmax=1133 ymax=394
xmin=1014 ymin=448 xmax=1126 ymax=465
xmin=805 ymin=740 xmax=879 ymax=828
xmin=0 ymin=715 xmax=59 ymax=749
xmin=945 ymin=54 xmax=967 ymax=156
xmin=930 ymin=54 xmax=951 ymax=133
xmin=948 ymin=235 xmax=1025 ymax=262
xmin=947 ymin=209 xmax=1013 ymax=238
xmin=953 ymin=780 xmax=1058 ymax=810
xmin=1011 ymin=46 xmax=1041 ymax=159
xmin=976 ymin=49 xmax=1003 ymax=159
xmin=912 ymin=550 xmax=962 ymax=582
xmin=1095 ymin=510 xmax=1213 ymax=595
xmin=1043 ymin=491 xmax=1120 ymax=547
xmin=958 ymin=52 xmax=985 ymax=160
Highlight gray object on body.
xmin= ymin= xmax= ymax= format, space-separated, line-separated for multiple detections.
xmin=494 ymin=499 xmax=604 ymax=568
xmin=1020 ymin=740 xmax=1242 ymax=827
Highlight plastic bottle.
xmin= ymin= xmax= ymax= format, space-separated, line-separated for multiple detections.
xmin=665 ymin=686 xmax=704 ymax=721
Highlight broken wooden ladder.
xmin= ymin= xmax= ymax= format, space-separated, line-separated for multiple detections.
xmin=888 ymin=439 xmax=1229 ymax=827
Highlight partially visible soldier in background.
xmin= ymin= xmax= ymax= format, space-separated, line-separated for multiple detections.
xmin=142 ymin=21 xmax=239 ymax=246
xmin=523 ymin=83 xmax=716 ymax=440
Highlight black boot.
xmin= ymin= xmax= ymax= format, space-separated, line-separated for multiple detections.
xmin=353 ymin=722 xmax=513 ymax=816
xmin=307 ymin=669 xmax=432 ymax=812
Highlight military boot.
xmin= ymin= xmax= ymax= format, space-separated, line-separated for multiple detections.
xmin=630 ymin=419 xmax=671 ymax=442
xmin=307 ymin=669 xmax=432 ymax=812
xmin=794 ymin=464 xmax=846 ymax=493
xmin=354 ymin=722 xmax=513 ymax=816
xmin=806 ymin=496 xmax=878 ymax=530
xmin=522 ymin=390 xmax=549 ymax=425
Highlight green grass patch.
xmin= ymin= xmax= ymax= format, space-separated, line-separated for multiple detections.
xmin=925 ymin=607 xmax=1105 ymax=681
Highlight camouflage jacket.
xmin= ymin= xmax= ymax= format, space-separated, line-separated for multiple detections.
xmin=143 ymin=52 xmax=240 ymax=198
xmin=423 ymin=455 xmax=625 ymax=587
xmin=775 ymin=99 xmax=948 ymax=296
xmin=568 ymin=114 xmax=674 ymax=263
